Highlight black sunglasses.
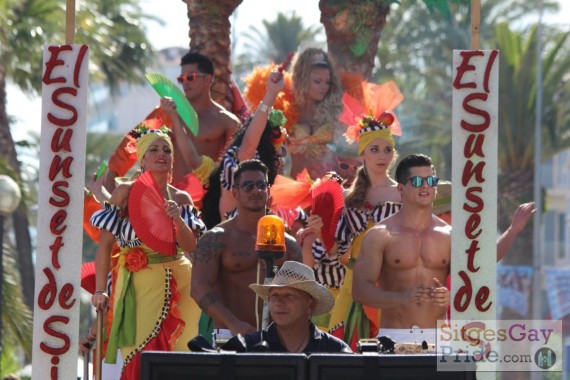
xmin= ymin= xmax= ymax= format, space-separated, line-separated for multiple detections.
xmin=234 ymin=180 xmax=269 ymax=192
xmin=405 ymin=176 xmax=439 ymax=188
xmin=176 ymin=72 xmax=206 ymax=84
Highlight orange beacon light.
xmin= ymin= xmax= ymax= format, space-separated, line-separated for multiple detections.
xmin=256 ymin=215 xmax=285 ymax=278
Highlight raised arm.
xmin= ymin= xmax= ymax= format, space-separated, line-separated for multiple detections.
xmin=497 ymin=202 xmax=536 ymax=261
xmin=160 ymin=97 xmax=202 ymax=169
xmin=237 ymin=70 xmax=284 ymax=161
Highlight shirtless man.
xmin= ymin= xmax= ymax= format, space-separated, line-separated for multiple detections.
xmin=191 ymin=159 xmax=302 ymax=340
xmin=169 ymin=52 xmax=240 ymax=182
xmin=352 ymin=153 xmax=450 ymax=345
xmin=103 ymin=51 xmax=239 ymax=192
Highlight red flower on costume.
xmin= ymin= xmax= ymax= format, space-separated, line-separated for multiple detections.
xmin=125 ymin=248 xmax=148 ymax=272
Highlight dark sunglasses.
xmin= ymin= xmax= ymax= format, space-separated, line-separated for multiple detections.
xmin=406 ymin=175 xmax=439 ymax=188
xmin=176 ymin=72 xmax=206 ymax=84
xmin=234 ymin=180 xmax=269 ymax=192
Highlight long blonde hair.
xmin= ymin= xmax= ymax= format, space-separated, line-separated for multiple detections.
xmin=292 ymin=48 xmax=343 ymax=127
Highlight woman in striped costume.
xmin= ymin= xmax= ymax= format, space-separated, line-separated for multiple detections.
xmin=323 ymin=113 xmax=402 ymax=350
xmin=90 ymin=126 xmax=206 ymax=380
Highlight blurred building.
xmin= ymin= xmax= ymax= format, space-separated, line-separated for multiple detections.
xmin=87 ymin=47 xmax=187 ymax=134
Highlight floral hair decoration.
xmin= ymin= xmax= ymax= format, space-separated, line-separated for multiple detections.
xmin=128 ymin=123 xmax=174 ymax=164
xmin=268 ymin=109 xmax=288 ymax=151
xmin=345 ymin=112 xmax=396 ymax=155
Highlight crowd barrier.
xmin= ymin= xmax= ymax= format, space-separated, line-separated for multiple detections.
xmin=140 ymin=352 xmax=477 ymax=380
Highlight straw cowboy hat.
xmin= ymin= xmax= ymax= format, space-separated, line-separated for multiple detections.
xmin=433 ymin=180 xmax=452 ymax=216
xmin=249 ymin=261 xmax=335 ymax=316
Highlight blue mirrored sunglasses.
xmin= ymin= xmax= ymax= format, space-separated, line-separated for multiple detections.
xmin=406 ymin=175 xmax=439 ymax=188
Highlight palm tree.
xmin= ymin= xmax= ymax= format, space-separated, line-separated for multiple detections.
xmin=318 ymin=0 xmax=392 ymax=79
xmin=184 ymin=0 xmax=243 ymax=111
xmin=0 ymin=0 xmax=156 ymax=360
xmin=240 ymin=11 xmax=322 ymax=65
xmin=232 ymin=11 xmax=322 ymax=91
xmin=495 ymin=22 xmax=570 ymax=237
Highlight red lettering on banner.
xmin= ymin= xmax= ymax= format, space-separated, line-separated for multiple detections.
xmin=462 ymin=160 xmax=485 ymax=187
xmin=42 ymin=45 xmax=73 ymax=85
xmin=453 ymin=50 xmax=497 ymax=315
xmin=483 ymin=50 xmax=499 ymax=93
xmin=38 ymin=268 xmax=58 ymax=310
xmin=461 ymin=93 xmax=490 ymax=132
xmin=40 ymin=315 xmax=71 ymax=355
xmin=37 ymin=44 xmax=87 ymax=379
xmin=464 ymin=134 xmax=485 ymax=158
xmin=50 ymin=210 xmax=67 ymax=235
xmin=464 ymin=187 xmax=483 ymax=213
xmin=50 ymin=236 xmax=64 ymax=269
xmin=49 ymin=156 xmax=73 ymax=181
xmin=454 ymin=271 xmax=472 ymax=312
xmin=49 ymin=181 xmax=70 ymax=207
xmin=51 ymin=128 xmax=73 ymax=152
xmin=465 ymin=240 xmax=481 ymax=272
xmin=73 ymin=45 xmax=88 ymax=88
xmin=465 ymin=214 xmax=482 ymax=240
xmin=453 ymin=51 xmax=484 ymax=89
xmin=48 ymin=87 xmax=78 ymax=126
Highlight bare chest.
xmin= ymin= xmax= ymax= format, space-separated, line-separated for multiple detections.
xmin=220 ymin=231 xmax=260 ymax=273
xmin=383 ymin=230 xmax=450 ymax=271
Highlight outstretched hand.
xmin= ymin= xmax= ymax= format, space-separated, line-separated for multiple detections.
xmin=510 ymin=202 xmax=536 ymax=234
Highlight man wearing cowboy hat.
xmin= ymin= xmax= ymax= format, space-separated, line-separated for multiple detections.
xmin=225 ymin=261 xmax=351 ymax=353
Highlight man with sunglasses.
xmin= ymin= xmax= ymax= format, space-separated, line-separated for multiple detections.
xmin=163 ymin=52 xmax=240 ymax=183
xmin=191 ymin=159 xmax=302 ymax=345
xmin=352 ymin=153 xmax=450 ymax=348
xmin=102 ymin=52 xmax=239 ymax=197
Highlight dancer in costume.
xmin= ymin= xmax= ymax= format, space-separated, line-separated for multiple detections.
xmin=91 ymin=126 xmax=206 ymax=380
xmin=202 ymin=70 xmax=306 ymax=232
xmin=288 ymin=48 xmax=345 ymax=180
xmin=101 ymin=51 xmax=239 ymax=203
xmin=324 ymin=113 xmax=402 ymax=350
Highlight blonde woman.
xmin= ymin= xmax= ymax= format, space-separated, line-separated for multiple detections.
xmin=288 ymin=48 xmax=345 ymax=179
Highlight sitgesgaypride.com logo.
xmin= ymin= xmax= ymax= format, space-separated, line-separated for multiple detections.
xmin=436 ymin=320 xmax=562 ymax=372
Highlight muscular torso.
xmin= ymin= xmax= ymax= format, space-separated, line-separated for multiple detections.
xmin=214 ymin=218 xmax=296 ymax=329
xmin=378 ymin=221 xmax=451 ymax=329
xmin=172 ymin=104 xmax=239 ymax=181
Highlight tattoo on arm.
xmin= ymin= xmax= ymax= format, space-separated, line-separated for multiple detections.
xmin=198 ymin=292 xmax=219 ymax=312
xmin=285 ymin=235 xmax=302 ymax=262
xmin=194 ymin=231 xmax=225 ymax=264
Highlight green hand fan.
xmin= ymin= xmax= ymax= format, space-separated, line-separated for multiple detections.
xmin=145 ymin=72 xmax=199 ymax=136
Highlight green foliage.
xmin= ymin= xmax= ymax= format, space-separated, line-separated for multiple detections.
xmin=235 ymin=10 xmax=322 ymax=77
xmin=374 ymin=0 xmax=566 ymax=182
xmin=1 ymin=0 xmax=157 ymax=96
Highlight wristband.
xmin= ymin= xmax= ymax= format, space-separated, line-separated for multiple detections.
xmin=258 ymin=102 xmax=272 ymax=114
